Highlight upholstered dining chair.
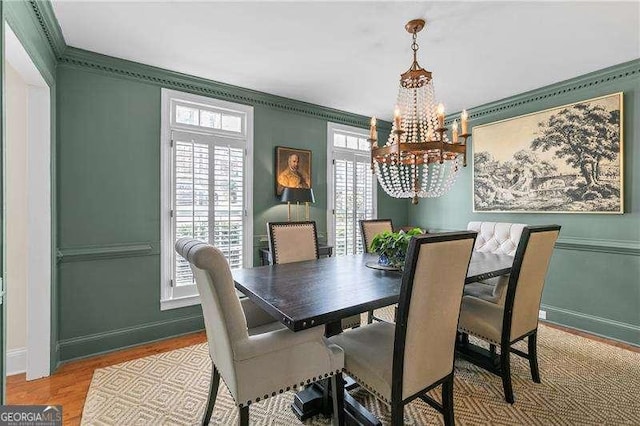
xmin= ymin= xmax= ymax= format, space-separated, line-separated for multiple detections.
xmin=464 ymin=222 xmax=527 ymax=304
xmin=360 ymin=219 xmax=394 ymax=253
xmin=175 ymin=238 xmax=344 ymax=426
xmin=268 ymin=221 xmax=361 ymax=330
xmin=457 ymin=225 xmax=561 ymax=404
xmin=330 ymin=231 xmax=477 ymax=426
xmin=360 ymin=219 xmax=394 ymax=324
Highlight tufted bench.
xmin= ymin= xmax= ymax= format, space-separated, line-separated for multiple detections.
xmin=464 ymin=222 xmax=527 ymax=304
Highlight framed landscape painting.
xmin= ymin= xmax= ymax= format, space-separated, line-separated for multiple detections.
xmin=472 ymin=92 xmax=623 ymax=213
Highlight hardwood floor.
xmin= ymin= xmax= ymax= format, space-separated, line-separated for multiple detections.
xmin=5 ymin=323 xmax=638 ymax=425
xmin=6 ymin=332 xmax=207 ymax=426
xmin=542 ymin=321 xmax=639 ymax=353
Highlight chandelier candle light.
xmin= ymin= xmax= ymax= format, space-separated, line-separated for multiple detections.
xmin=369 ymin=19 xmax=471 ymax=204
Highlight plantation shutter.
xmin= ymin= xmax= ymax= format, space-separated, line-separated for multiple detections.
xmin=172 ymin=131 xmax=245 ymax=289
xmin=333 ymin=151 xmax=375 ymax=256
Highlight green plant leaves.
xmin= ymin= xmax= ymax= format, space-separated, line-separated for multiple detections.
xmin=369 ymin=228 xmax=423 ymax=268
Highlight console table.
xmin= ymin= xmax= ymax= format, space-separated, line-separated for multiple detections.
xmin=258 ymin=244 xmax=333 ymax=266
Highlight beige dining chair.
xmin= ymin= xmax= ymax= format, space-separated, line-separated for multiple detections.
xmin=464 ymin=222 xmax=527 ymax=304
xmin=360 ymin=219 xmax=394 ymax=253
xmin=175 ymin=238 xmax=344 ymax=426
xmin=330 ymin=231 xmax=477 ymax=426
xmin=268 ymin=221 xmax=361 ymax=330
xmin=360 ymin=219 xmax=394 ymax=324
xmin=457 ymin=225 xmax=561 ymax=404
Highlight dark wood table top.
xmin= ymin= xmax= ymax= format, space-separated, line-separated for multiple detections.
xmin=233 ymin=252 xmax=513 ymax=332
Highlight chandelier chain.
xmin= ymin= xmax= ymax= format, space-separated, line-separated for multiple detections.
xmin=411 ymin=32 xmax=419 ymax=70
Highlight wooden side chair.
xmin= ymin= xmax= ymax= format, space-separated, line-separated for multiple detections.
xmin=330 ymin=231 xmax=477 ymax=426
xmin=175 ymin=238 xmax=344 ymax=426
xmin=464 ymin=222 xmax=528 ymax=304
xmin=360 ymin=219 xmax=394 ymax=323
xmin=457 ymin=225 xmax=561 ymax=404
xmin=267 ymin=221 xmax=361 ymax=330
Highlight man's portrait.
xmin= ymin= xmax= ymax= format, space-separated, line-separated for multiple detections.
xmin=275 ymin=146 xmax=312 ymax=196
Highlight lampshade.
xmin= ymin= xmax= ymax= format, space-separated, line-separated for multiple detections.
xmin=280 ymin=187 xmax=315 ymax=203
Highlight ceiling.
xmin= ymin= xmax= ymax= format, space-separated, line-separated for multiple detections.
xmin=52 ymin=1 xmax=639 ymax=120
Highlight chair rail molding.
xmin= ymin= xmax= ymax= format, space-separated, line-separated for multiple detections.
xmin=57 ymin=242 xmax=157 ymax=263
xmin=554 ymin=237 xmax=640 ymax=256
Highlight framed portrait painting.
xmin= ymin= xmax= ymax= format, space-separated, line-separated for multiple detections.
xmin=472 ymin=92 xmax=623 ymax=214
xmin=275 ymin=146 xmax=312 ymax=196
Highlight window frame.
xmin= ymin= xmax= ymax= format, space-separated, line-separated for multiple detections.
xmin=161 ymin=89 xmax=253 ymax=310
xmin=326 ymin=122 xmax=378 ymax=255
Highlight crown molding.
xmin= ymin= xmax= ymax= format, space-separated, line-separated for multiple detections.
xmin=28 ymin=1 xmax=389 ymax=129
xmin=58 ymin=46 xmax=392 ymax=130
xmin=27 ymin=2 xmax=638 ymax=131
xmin=29 ymin=0 xmax=66 ymax=58
xmin=445 ymin=58 xmax=640 ymax=125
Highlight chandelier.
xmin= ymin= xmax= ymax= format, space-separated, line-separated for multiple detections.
xmin=368 ymin=19 xmax=470 ymax=204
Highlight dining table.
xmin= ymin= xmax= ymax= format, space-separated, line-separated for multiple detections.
xmin=232 ymin=252 xmax=514 ymax=425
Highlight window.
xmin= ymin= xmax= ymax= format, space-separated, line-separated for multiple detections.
xmin=327 ymin=123 xmax=377 ymax=256
xmin=161 ymin=89 xmax=253 ymax=310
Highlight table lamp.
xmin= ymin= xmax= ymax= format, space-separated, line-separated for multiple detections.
xmin=280 ymin=188 xmax=315 ymax=221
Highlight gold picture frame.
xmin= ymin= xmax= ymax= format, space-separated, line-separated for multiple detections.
xmin=275 ymin=146 xmax=312 ymax=196
xmin=472 ymin=92 xmax=623 ymax=214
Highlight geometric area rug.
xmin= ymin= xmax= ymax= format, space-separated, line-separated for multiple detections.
xmin=82 ymin=308 xmax=640 ymax=425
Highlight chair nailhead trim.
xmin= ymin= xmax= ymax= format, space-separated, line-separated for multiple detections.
xmin=458 ymin=327 xmax=499 ymax=345
xmin=233 ymin=370 xmax=338 ymax=407
xmin=271 ymin=223 xmax=318 ymax=263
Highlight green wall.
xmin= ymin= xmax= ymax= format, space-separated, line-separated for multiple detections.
xmin=408 ymin=60 xmax=640 ymax=346
xmin=56 ymin=55 xmax=407 ymax=361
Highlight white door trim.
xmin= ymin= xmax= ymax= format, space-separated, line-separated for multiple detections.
xmin=5 ymin=24 xmax=51 ymax=380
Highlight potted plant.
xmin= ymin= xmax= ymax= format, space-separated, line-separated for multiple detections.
xmin=369 ymin=228 xmax=423 ymax=269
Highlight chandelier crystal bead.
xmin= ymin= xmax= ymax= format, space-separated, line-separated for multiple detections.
xmin=369 ymin=19 xmax=471 ymax=204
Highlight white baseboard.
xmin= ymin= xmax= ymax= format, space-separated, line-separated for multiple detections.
xmin=7 ymin=347 xmax=27 ymax=376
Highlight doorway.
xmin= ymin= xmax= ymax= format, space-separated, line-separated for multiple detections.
xmin=4 ymin=23 xmax=52 ymax=380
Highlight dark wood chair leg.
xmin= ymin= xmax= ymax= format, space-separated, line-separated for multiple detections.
xmin=500 ymin=344 xmax=515 ymax=404
xmin=442 ymin=374 xmax=455 ymax=426
xmin=331 ymin=373 xmax=345 ymax=426
xmin=528 ymin=331 xmax=541 ymax=383
xmin=367 ymin=310 xmax=374 ymax=324
xmin=239 ymin=406 xmax=249 ymax=426
xmin=203 ymin=365 xmax=220 ymax=425
xmin=459 ymin=332 xmax=469 ymax=346
xmin=391 ymin=401 xmax=404 ymax=426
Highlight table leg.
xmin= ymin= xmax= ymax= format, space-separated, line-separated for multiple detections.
xmin=291 ymin=381 xmax=381 ymax=425
xmin=291 ymin=320 xmax=382 ymax=425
